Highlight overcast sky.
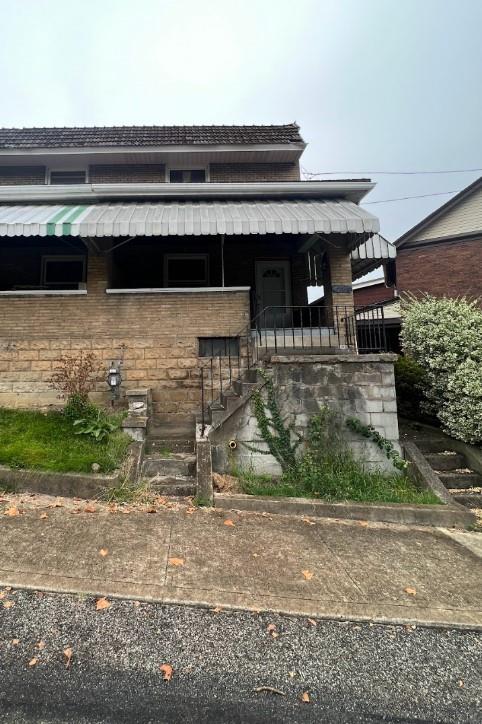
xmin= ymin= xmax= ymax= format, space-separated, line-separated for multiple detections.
xmin=1 ymin=0 xmax=481 ymax=241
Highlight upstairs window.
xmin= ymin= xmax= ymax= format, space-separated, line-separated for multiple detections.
xmin=49 ymin=170 xmax=86 ymax=185
xmin=169 ymin=169 xmax=206 ymax=183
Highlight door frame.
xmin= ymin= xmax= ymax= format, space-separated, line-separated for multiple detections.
xmin=255 ymin=259 xmax=292 ymax=313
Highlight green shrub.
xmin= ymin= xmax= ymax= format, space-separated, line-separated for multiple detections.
xmin=73 ymin=408 xmax=121 ymax=442
xmin=63 ymin=392 xmax=98 ymax=422
xmin=401 ymin=295 xmax=482 ymax=443
xmin=394 ymin=355 xmax=427 ymax=420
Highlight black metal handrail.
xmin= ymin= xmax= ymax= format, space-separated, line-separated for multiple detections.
xmin=199 ymin=303 xmax=388 ymax=435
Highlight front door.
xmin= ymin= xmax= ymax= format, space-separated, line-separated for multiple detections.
xmin=255 ymin=260 xmax=292 ymax=327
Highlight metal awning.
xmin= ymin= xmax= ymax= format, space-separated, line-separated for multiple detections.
xmin=351 ymin=234 xmax=396 ymax=278
xmin=0 ymin=199 xmax=379 ymax=238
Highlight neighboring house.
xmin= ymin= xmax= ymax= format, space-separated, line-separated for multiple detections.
xmin=0 ymin=124 xmax=394 ymax=418
xmin=395 ymin=176 xmax=482 ymax=300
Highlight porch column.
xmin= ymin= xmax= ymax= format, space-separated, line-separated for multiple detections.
xmin=324 ymin=245 xmax=354 ymax=347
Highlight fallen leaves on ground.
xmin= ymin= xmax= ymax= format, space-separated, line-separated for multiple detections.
xmin=40 ymin=513 xmax=48 ymax=520
xmin=132 ymin=601 xmax=141 ymax=608
xmin=11 ymin=639 xmax=20 ymax=646
xmin=358 ymin=520 xmax=369 ymax=527
xmin=307 ymin=618 xmax=317 ymax=627
xmin=404 ymin=586 xmax=417 ymax=596
xmin=3 ymin=600 xmax=14 ymax=609
xmin=95 ymin=597 xmax=111 ymax=611
xmin=185 ymin=507 xmax=196 ymax=515
xmin=210 ymin=607 xmax=222 ymax=614
xmin=4 ymin=506 xmax=21 ymax=517
xmin=458 ymin=680 xmax=464 ymax=688
xmin=302 ymin=517 xmax=315 ymax=526
xmin=168 ymin=557 xmax=184 ymax=567
xmin=35 ymin=641 xmax=46 ymax=650
xmin=28 ymin=658 xmax=38 ymax=667
xmin=223 ymin=519 xmax=235 ymax=527
xmin=160 ymin=663 xmax=173 ymax=681
xmin=63 ymin=647 xmax=73 ymax=668
xmin=300 ymin=691 xmax=310 ymax=703
xmin=99 ymin=548 xmax=109 ymax=557
xmin=266 ymin=623 xmax=279 ymax=638
xmin=84 ymin=504 xmax=96 ymax=513
xmin=0 ymin=592 xmax=5 ymax=599
xmin=253 ymin=686 xmax=285 ymax=696
xmin=302 ymin=570 xmax=314 ymax=581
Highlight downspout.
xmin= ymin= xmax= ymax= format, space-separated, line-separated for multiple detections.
xmin=221 ymin=234 xmax=225 ymax=287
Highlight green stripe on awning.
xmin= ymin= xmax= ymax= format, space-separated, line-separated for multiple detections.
xmin=46 ymin=206 xmax=87 ymax=236
xmin=62 ymin=205 xmax=87 ymax=235
xmin=46 ymin=207 xmax=74 ymax=236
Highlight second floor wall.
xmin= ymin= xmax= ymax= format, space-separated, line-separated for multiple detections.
xmin=0 ymin=161 xmax=300 ymax=186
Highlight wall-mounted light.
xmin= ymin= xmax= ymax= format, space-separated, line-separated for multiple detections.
xmin=107 ymin=361 xmax=122 ymax=405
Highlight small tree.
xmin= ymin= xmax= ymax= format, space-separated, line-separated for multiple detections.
xmin=400 ymin=295 xmax=482 ymax=444
xmin=48 ymin=352 xmax=101 ymax=419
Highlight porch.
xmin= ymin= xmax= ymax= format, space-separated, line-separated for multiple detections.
xmin=0 ymin=198 xmax=393 ymax=416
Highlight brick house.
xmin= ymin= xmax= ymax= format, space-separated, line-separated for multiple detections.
xmin=0 ymin=124 xmax=395 ymax=425
xmin=395 ymin=176 xmax=482 ymax=300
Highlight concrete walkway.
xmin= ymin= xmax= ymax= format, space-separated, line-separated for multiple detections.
xmin=1 ymin=498 xmax=482 ymax=629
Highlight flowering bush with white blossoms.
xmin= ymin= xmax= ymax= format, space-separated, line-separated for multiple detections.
xmin=400 ymin=295 xmax=482 ymax=444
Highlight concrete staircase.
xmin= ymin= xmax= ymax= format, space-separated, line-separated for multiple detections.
xmin=416 ymin=436 xmax=482 ymax=511
xmin=205 ymin=367 xmax=265 ymax=431
xmin=141 ymin=417 xmax=196 ymax=496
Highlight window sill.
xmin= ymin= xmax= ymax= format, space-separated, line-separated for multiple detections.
xmin=105 ymin=287 xmax=250 ymax=294
xmin=0 ymin=289 xmax=88 ymax=297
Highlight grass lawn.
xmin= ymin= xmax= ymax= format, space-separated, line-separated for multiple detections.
xmin=238 ymin=463 xmax=441 ymax=505
xmin=0 ymin=408 xmax=130 ymax=474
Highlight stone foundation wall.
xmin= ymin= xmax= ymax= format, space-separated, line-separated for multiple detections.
xmin=211 ymin=354 xmax=401 ymax=475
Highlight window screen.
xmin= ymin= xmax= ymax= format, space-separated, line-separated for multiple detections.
xmin=198 ymin=337 xmax=240 ymax=357
xmin=50 ymin=170 xmax=86 ymax=185
xmin=165 ymin=255 xmax=208 ymax=287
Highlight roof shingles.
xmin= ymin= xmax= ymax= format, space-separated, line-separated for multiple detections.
xmin=0 ymin=124 xmax=303 ymax=150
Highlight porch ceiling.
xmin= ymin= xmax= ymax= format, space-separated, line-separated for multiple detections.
xmin=0 ymin=199 xmax=379 ymax=238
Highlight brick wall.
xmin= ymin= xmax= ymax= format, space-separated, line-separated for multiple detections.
xmin=209 ymin=162 xmax=300 ymax=182
xmin=0 ymin=255 xmax=250 ymax=416
xmin=0 ymin=166 xmax=46 ymax=185
xmin=397 ymin=237 xmax=482 ymax=300
xmin=354 ymin=283 xmax=395 ymax=306
xmin=89 ymin=164 xmax=166 ymax=183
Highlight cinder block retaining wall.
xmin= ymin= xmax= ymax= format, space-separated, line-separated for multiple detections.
xmin=211 ymin=354 xmax=401 ymax=475
xmin=0 ymin=256 xmax=250 ymax=416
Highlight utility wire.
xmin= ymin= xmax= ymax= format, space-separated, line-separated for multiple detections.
xmin=364 ymin=190 xmax=460 ymax=204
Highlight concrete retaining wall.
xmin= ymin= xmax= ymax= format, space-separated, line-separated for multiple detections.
xmin=211 ymin=354 xmax=401 ymax=476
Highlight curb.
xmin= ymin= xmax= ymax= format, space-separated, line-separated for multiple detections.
xmin=214 ymin=492 xmax=473 ymax=528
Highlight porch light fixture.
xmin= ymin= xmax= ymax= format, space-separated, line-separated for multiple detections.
xmin=107 ymin=361 xmax=122 ymax=404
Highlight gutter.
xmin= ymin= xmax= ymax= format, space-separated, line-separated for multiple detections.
xmin=0 ymin=180 xmax=375 ymax=204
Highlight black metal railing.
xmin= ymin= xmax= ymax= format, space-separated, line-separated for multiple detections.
xmin=199 ymin=303 xmax=387 ymax=435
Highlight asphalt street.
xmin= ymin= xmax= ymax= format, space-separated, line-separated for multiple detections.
xmin=0 ymin=590 xmax=481 ymax=723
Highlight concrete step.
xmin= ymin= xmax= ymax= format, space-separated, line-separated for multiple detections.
xmin=416 ymin=437 xmax=455 ymax=454
xmin=146 ymin=475 xmax=196 ymax=497
xmin=425 ymin=452 xmax=466 ymax=471
xmin=232 ymin=380 xmax=259 ymax=396
xmin=438 ymin=471 xmax=482 ymax=489
xmin=145 ymin=438 xmax=194 ymax=455
xmin=141 ymin=453 xmax=196 ymax=478
xmin=452 ymin=491 xmax=482 ymax=509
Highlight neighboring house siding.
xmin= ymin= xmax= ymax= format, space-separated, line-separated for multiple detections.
xmin=353 ymin=283 xmax=394 ymax=306
xmin=209 ymin=162 xmax=300 ymax=182
xmin=89 ymin=164 xmax=166 ymax=183
xmin=408 ymin=186 xmax=482 ymax=243
xmin=0 ymin=166 xmax=45 ymax=185
xmin=0 ymin=255 xmax=250 ymax=416
xmin=396 ymin=237 xmax=482 ymax=300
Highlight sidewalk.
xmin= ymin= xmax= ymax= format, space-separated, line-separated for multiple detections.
xmin=1 ymin=495 xmax=481 ymax=629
